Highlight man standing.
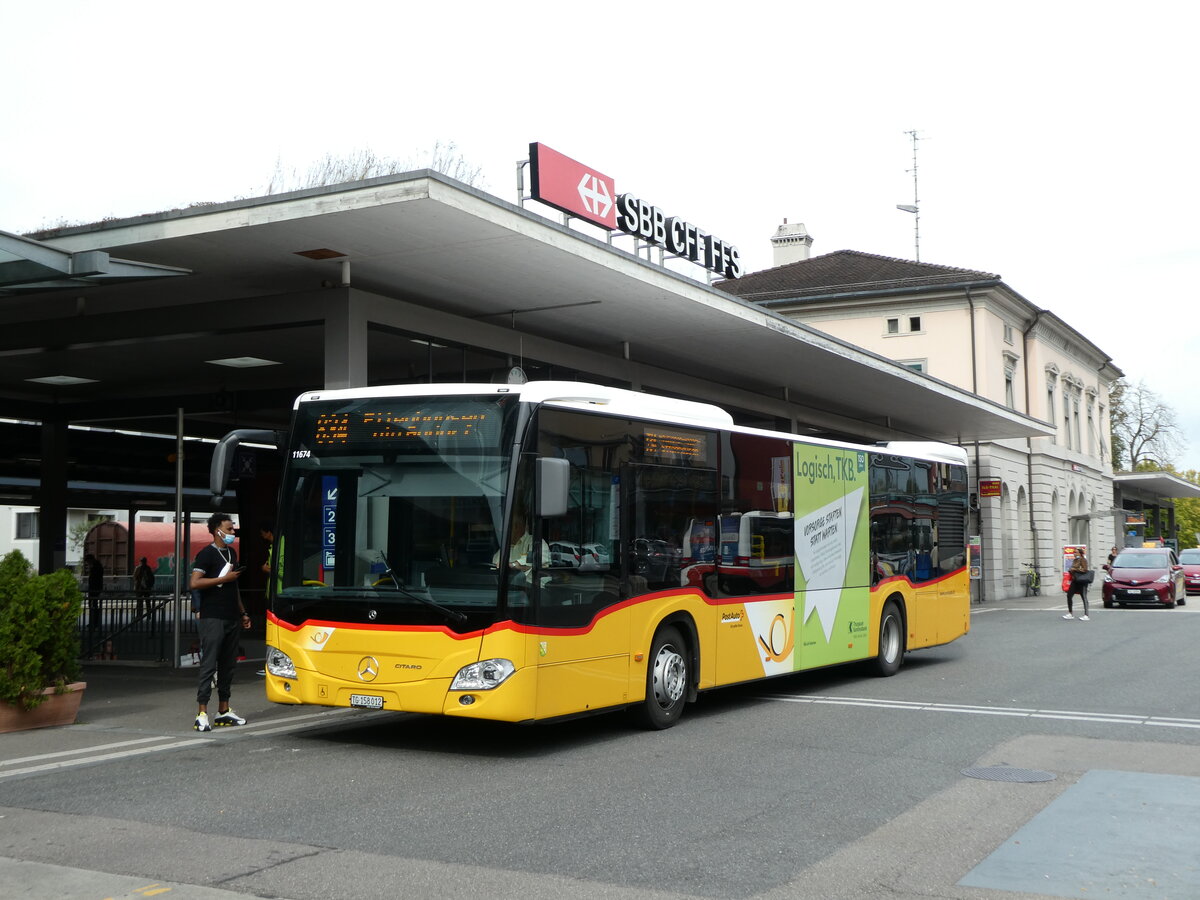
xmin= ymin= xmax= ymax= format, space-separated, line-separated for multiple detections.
xmin=84 ymin=553 xmax=104 ymax=631
xmin=190 ymin=512 xmax=251 ymax=731
xmin=132 ymin=556 xmax=154 ymax=618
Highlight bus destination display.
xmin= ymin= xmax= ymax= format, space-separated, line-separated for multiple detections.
xmin=311 ymin=409 xmax=492 ymax=447
xmin=643 ymin=428 xmax=710 ymax=465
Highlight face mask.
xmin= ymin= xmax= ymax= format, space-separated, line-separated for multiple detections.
xmin=221 ymin=533 xmax=236 ymax=546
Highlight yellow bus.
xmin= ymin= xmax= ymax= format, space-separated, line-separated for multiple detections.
xmin=255 ymin=380 xmax=970 ymax=728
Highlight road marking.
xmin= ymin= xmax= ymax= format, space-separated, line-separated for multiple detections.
xmin=760 ymin=692 xmax=1200 ymax=730
xmin=973 ymin=606 xmax=1199 ymax=614
xmin=0 ymin=708 xmax=377 ymax=780
xmin=1 ymin=735 xmax=177 ymax=768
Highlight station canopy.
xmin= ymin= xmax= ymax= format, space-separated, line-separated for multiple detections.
xmin=2 ymin=170 xmax=1051 ymax=507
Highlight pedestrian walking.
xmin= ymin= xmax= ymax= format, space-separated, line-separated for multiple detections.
xmin=1063 ymin=547 xmax=1091 ymax=621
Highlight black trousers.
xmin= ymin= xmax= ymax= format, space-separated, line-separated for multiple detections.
xmin=196 ymin=616 xmax=240 ymax=705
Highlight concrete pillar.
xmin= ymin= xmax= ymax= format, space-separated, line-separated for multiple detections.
xmin=324 ymin=288 xmax=369 ymax=389
xmin=39 ymin=416 xmax=69 ymax=574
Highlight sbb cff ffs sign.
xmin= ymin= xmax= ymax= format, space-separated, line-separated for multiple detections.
xmin=528 ymin=142 xmax=742 ymax=279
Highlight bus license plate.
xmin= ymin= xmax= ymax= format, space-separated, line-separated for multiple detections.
xmin=349 ymin=694 xmax=384 ymax=709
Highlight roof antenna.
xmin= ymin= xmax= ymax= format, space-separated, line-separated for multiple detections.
xmin=895 ymin=129 xmax=921 ymax=261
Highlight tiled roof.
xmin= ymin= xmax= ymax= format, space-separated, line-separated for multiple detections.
xmin=717 ymin=250 xmax=1001 ymax=302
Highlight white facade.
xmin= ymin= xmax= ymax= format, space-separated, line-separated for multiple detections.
xmin=763 ymin=276 xmax=1120 ymax=601
xmin=0 ymin=505 xmax=125 ymax=570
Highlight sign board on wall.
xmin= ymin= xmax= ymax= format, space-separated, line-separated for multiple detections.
xmin=528 ymin=144 xmax=617 ymax=229
xmin=528 ymin=142 xmax=742 ymax=279
xmin=978 ymin=478 xmax=1001 ymax=498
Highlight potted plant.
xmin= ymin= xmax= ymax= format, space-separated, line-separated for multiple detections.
xmin=0 ymin=550 xmax=86 ymax=732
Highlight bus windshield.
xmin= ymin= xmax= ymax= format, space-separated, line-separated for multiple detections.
xmin=273 ymin=393 xmax=521 ymax=628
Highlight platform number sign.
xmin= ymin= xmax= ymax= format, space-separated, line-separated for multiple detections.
xmin=322 ymin=477 xmax=338 ymax=572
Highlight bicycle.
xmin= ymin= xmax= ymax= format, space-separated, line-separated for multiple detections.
xmin=1021 ymin=562 xmax=1041 ymax=596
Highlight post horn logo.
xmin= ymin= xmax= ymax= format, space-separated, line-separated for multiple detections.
xmin=756 ymin=613 xmax=795 ymax=663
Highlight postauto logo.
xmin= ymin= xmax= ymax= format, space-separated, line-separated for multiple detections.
xmin=528 ymin=142 xmax=741 ymax=279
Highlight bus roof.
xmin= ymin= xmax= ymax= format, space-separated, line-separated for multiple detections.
xmin=295 ymin=381 xmax=966 ymax=466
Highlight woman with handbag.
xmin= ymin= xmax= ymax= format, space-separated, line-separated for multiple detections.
xmin=1063 ymin=547 xmax=1091 ymax=621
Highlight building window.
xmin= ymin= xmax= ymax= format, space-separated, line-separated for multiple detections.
xmin=1003 ymin=352 xmax=1020 ymax=411
xmin=15 ymin=511 xmax=39 ymax=540
xmin=908 ymin=315 xmax=922 ymax=333
xmin=1047 ymin=385 xmax=1056 ymax=444
xmin=1064 ymin=399 xmax=1073 ymax=450
xmin=886 ymin=318 xmax=899 ymax=334
xmin=1073 ymin=399 xmax=1082 ymax=451
xmin=899 ymin=359 xmax=926 ymax=373
xmin=1087 ymin=401 xmax=1096 ymax=456
xmin=1003 ymin=323 xmax=1014 ymax=344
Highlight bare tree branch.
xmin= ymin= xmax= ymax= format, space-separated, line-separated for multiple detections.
xmin=1109 ymin=378 xmax=1184 ymax=470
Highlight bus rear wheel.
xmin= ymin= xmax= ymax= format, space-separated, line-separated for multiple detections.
xmin=636 ymin=626 xmax=689 ymax=729
xmin=873 ymin=601 xmax=904 ymax=677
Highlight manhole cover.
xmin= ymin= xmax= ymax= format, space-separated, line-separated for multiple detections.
xmin=962 ymin=765 xmax=1056 ymax=783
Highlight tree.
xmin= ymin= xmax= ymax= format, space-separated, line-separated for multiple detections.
xmin=263 ymin=141 xmax=484 ymax=195
xmin=1108 ymin=378 xmax=1183 ymax=471
xmin=1172 ymin=469 xmax=1200 ymax=550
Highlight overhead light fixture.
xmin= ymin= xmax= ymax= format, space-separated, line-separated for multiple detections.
xmin=205 ymin=357 xmax=281 ymax=368
xmin=26 ymin=375 xmax=99 ymax=385
xmin=294 ymin=248 xmax=347 ymax=260
xmin=410 ymin=339 xmax=447 ymax=349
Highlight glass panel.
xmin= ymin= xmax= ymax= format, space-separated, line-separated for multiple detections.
xmin=274 ymin=394 xmax=520 ymax=628
xmin=716 ymin=433 xmax=795 ymax=596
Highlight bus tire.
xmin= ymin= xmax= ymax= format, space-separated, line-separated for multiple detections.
xmin=873 ymin=600 xmax=904 ymax=677
xmin=635 ymin=625 xmax=689 ymax=730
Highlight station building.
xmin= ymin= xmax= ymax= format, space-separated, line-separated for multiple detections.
xmin=716 ymin=223 xmax=1200 ymax=599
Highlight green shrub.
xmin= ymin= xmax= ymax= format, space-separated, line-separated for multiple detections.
xmin=0 ymin=550 xmax=83 ymax=710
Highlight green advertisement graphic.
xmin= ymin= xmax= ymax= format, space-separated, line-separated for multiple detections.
xmin=793 ymin=444 xmax=870 ymax=669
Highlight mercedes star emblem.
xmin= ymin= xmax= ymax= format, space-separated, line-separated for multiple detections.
xmin=357 ymin=656 xmax=379 ymax=682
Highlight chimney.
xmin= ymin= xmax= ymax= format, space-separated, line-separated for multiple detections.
xmin=771 ymin=219 xmax=813 ymax=266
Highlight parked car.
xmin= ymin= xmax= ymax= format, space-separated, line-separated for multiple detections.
xmin=548 ymin=541 xmax=582 ymax=568
xmin=1102 ymin=548 xmax=1186 ymax=608
xmin=1178 ymin=548 xmax=1200 ymax=596
xmin=579 ymin=542 xmax=610 ymax=570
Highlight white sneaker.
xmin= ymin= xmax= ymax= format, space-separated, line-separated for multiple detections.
xmin=1079 ymin=615 xmax=1090 ymax=621
xmin=194 ymin=712 xmax=211 ymax=732
xmin=1062 ymin=613 xmax=1074 ymax=619
xmin=213 ymin=709 xmax=246 ymax=727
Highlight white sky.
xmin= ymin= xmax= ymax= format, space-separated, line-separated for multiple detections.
xmin=4 ymin=1 xmax=1198 ymax=469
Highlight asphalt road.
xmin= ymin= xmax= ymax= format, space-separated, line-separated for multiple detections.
xmin=3 ymin=595 xmax=1199 ymax=900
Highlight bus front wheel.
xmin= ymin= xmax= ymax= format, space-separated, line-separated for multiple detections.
xmin=873 ymin=601 xmax=904 ymax=677
xmin=636 ymin=626 xmax=689 ymax=729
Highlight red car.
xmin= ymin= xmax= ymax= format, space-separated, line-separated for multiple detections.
xmin=1179 ymin=548 xmax=1200 ymax=596
xmin=1102 ymin=548 xmax=1186 ymax=608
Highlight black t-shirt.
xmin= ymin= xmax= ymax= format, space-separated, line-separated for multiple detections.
xmin=193 ymin=543 xmax=240 ymax=620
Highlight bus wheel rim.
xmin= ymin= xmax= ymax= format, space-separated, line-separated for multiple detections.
xmin=882 ymin=616 xmax=899 ymax=662
xmin=652 ymin=645 xmax=686 ymax=708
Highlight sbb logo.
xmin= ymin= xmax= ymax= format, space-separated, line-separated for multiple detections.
xmin=616 ymin=193 xmax=741 ymax=280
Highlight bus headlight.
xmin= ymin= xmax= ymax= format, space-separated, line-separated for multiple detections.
xmin=450 ymin=658 xmax=515 ymax=691
xmin=266 ymin=646 xmax=297 ymax=680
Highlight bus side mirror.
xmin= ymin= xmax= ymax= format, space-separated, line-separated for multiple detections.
xmin=536 ymin=458 xmax=570 ymax=518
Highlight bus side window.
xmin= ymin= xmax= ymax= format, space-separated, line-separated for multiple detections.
xmin=716 ymin=433 xmax=795 ymax=597
xmin=627 ymin=466 xmax=718 ymax=597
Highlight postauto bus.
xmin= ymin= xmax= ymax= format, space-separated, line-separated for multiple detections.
xmin=244 ymin=380 xmax=969 ymax=729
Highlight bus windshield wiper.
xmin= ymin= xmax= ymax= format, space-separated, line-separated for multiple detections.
xmin=379 ymin=552 xmax=468 ymax=625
